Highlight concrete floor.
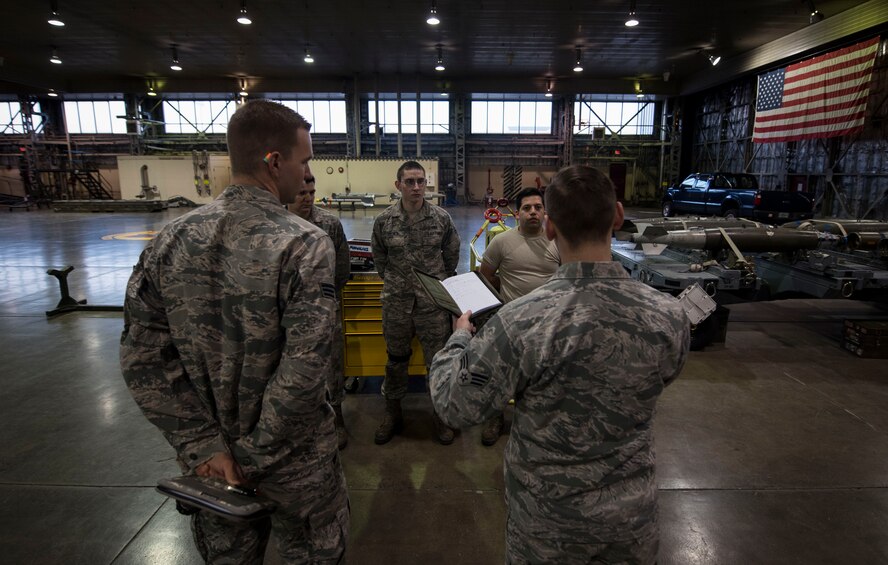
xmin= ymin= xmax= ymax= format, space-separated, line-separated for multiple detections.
xmin=1 ymin=203 xmax=887 ymax=564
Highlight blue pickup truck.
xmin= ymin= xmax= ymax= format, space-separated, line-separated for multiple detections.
xmin=662 ymin=173 xmax=814 ymax=223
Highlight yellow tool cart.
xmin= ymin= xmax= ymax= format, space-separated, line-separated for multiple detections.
xmin=341 ymin=271 xmax=426 ymax=378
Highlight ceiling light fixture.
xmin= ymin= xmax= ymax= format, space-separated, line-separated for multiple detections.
xmin=709 ymin=54 xmax=721 ymax=66
xmin=147 ymin=82 xmax=157 ymax=97
xmin=304 ymin=45 xmax=314 ymax=64
xmin=238 ymin=78 xmax=249 ymax=97
xmin=805 ymin=0 xmax=824 ymax=23
xmin=48 ymin=89 xmax=59 ymax=97
xmin=49 ymin=47 xmax=62 ymax=65
xmin=573 ymin=48 xmax=583 ymax=73
xmin=544 ymin=79 xmax=553 ymax=98
xmin=237 ymin=0 xmax=252 ymax=25
xmin=427 ymin=1 xmax=440 ymax=25
xmin=170 ymin=46 xmax=182 ymax=71
xmin=435 ymin=45 xmax=445 ymax=71
xmin=625 ymin=0 xmax=639 ymax=26
xmin=47 ymin=0 xmax=64 ymax=26
xmin=440 ymin=92 xmax=448 ymax=97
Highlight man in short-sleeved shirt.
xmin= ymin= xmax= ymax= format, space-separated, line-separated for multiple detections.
xmin=477 ymin=187 xmax=559 ymax=445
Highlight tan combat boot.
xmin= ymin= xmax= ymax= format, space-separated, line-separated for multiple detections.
xmin=433 ymin=411 xmax=455 ymax=445
xmin=481 ymin=413 xmax=504 ymax=446
xmin=374 ymin=398 xmax=403 ymax=445
xmin=333 ymin=404 xmax=348 ymax=450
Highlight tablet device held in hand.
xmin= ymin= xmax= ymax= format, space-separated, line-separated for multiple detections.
xmin=156 ymin=476 xmax=276 ymax=522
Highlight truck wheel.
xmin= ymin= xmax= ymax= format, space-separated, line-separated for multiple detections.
xmin=662 ymin=201 xmax=674 ymax=217
xmin=723 ymin=207 xmax=738 ymax=219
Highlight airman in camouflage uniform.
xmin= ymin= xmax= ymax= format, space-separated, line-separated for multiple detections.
xmin=371 ymin=160 xmax=461 ymax=445
xmin=289 ymin=166 xmax=351 ymax=450
xmin=429 ymin=165 xmax=689 ymax=564
xmin=120 ymin=100 xmax=348 ymax=564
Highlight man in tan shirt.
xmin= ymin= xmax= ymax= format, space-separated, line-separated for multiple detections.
xmin=478 ymin=187 xmax=560 ymax=445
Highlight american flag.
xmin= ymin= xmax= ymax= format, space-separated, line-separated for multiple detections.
xmin=752 ymin=37 xmax=880 ymax=143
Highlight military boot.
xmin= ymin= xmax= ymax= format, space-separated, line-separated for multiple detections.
xmin=480 ymin=413 xmax=504 ymax=446
xmin=433 ymin=411 xmax=455 ymax=445
xmin=374 ymin=399 xmax=403 ymax=445
xmin=333 ymin=404 xmax=348 ymax=450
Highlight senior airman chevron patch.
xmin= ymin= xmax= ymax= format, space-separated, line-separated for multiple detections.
xmin=320 ymin=282 xmax=337 ymax=300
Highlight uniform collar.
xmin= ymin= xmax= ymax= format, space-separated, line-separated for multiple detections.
xmin=222 ymin=184 xmax=282 ymax=207
xmin=394 ymin=199 xmax=430 ymax=220
xmin=553 ymin=261 xmax=629 ymax=280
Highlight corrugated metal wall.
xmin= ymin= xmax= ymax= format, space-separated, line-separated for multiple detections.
xmin=691 ymin=38 xmax=888 ymax=220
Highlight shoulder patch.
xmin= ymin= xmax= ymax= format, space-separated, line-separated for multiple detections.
xmin=456 ymin=354 xmax=489 ymax=388
xmin=320 ymin=282 xmax=337 ymax=300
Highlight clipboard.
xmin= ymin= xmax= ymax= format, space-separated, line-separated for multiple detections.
xmin=413 ymin=268 xmax=503 ymax=319
xmin=156 ymin=476 xmax=276 ymax=522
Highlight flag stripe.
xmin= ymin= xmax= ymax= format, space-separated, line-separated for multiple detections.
xmin=754 ymin=109 xmax=867 ymax=133
xmin=784 ymin=65 xmax=875 ymax=96
xmin=758 ymin=87 xmax=869 ymax=115
xmin=752 ymin=37 xmax=879 ymax=143
xmin=753 ymin=120 xmax=865 ymax=142
xmin=789 ymin=37 xmax=879 ymax=72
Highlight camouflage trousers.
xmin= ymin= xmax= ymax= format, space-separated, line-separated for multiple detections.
xmin=380 ymin=303 xmax=450 ymax=400
xmin=505 ymin=516 xmax=658 ymax=565
xmin=191 ymin=460 xmax=349 ymax=564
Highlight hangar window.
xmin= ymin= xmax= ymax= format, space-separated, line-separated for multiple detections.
xmin=0 ymin=101 xmax=43 ymax=134
xmin=573 ymin=98 xmax=655 ymax=136
xmin=275 ymin=98 xmax=348 ymax=134
xmin=162 ymin=99 xmax=236 ymax=134
xmin=367 ymin=96 xmax=450 ymax=134
xmin=470 ymin=95 xmax=552 ymax=134
xmin=64 ymin=100 xmax=127 ymax=134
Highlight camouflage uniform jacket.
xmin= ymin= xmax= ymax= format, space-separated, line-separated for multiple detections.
xmin=371 ymin=201 xmax=460 ymax=311
xmin=305 ymin=205 xmax=350 ymax=291
xmin=429 ymin=261 xmax=690 ymax=542
xmin=120 ymin=184 xmax=340 ymax=479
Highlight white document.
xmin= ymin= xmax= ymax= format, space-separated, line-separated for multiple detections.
xmin=439 ymin=272 xmax=501 ymax=315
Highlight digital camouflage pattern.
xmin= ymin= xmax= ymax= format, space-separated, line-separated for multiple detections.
xmin=371 ymin=201 xmax=460 ymax=398
xmin=120 ymin=184 xmax=348 ymax=562
xmin=429 ymin=261 xmax=690 ymax=564
xmin=303 ymin=205 xmax=350 ymax=408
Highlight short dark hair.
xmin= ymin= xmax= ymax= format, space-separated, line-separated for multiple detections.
xmin=515 ymin=187 xmax=543 ymax=210
xmin=227 ymin=100 xmax=311 ymax=176
xmin=396 ymin=160 xmax=425 ymax=182
xmin=545 ymin=165 xmax=617 ymax=246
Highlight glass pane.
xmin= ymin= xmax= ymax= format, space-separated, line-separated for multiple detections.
xmin=63 ymin=101 xmax=80 ymax=134
xmin=535 ymin=102 xmax=551 ymax=134
xmin=470 ymin=101 xmax=487 ymax=133
xmin=209 ymin=101 xmax=231 ymax=134
xmin=487 ymin=101 xmax=504 ymax=134
xmin=314 ymin=101 xmax=331 ymax=133
xmin=195 ymin=100 xmax=213 ymax=132
xmin=0 ymin=102 xmax=14 ymax=133
xmin=433 ymin=101 xmax=449 ymax=133
xmin=329 ymin=100 xmax=347 ymax=133
xmin=504 ymin=102 xmax=521 ymax=134
xmin=78 ymin=101 xmax=97 ymax=134
xmin=295 ymin=100 xmax=314 ymax=124
xmin=93 ymin=101 xmax=112 ymax=133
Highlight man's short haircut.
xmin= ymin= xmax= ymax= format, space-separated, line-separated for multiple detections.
xmin=515 ymin=187 xmax=544 ymax=210
xmin=545 ymin=165 xmax=617 ymax=246
xmin=396 ymin=160 xmax=425 ymax=182
xmin=227 ymin=100 xmax=311 ymax=176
